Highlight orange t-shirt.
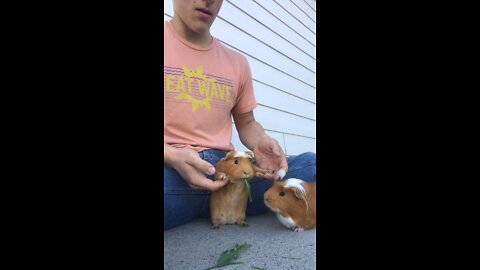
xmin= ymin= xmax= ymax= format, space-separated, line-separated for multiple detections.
xmin=164 ymin=21 xmax=257 ymax=152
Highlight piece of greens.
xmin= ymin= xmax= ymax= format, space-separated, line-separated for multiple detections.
xmin=244 ymin=179 xmax=252 ymax=202
xmin=206 ymin=242 xmax=252 ymax=270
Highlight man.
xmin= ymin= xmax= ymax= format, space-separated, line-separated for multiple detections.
xmin=164 ymin=0 xmax=316 ymax=230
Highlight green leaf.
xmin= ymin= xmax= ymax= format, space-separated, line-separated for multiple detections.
xmin=206 ymin=243 xmax=252 ymax=270
xmin=244 ymin=179 xmax=252 ymax=202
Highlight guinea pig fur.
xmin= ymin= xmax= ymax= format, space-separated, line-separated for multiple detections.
xmin=264 ymin=178 xmax=316 ymax=232
xmin=210 ymin=151 xmax=271 ymax=229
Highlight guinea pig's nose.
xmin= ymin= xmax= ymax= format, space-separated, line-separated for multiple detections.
xmin=243 ymin=171 xmax=249 ymax=175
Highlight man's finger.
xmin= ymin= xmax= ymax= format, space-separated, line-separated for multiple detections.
xmin=187 ymin=156 xmax=216 ymax=175
xmin=189 ymin=176 xmax=228 ymax=192
xmin=188 ymin=183 xmax=202 ymax=190
xmin=255 ymin=172 xmax=276 ymax=181
xmin=276 ymin=168 xmax=287 ymax=180
xmin=205 ymin=179 xmax=229 ymax=191
xmin=278 ymin=156 xmax=288 ymax=174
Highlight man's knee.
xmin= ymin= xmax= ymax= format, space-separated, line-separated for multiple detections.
xmin=293 ymin=152 xmax=316 ymax=167
xmin=285 ymin=152 xmax=316 ymax=181
xmin=300 ymin=152 xmax=316 ymax=163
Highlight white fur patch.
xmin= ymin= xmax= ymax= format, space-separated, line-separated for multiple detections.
xmin=284 ymin=178 xmax=306 ymax=194
xmin=233 ymin=151 xmax=253 ymax=158
xmin=277 ymin=168 xmax=286 ymax=179
xmin=285 ymin=178 xmax=309 ymax=215
xmin=276 ymin=213 xmax=296 ymax=229
xmin=284 ymin=178 xmax=307 ymax=204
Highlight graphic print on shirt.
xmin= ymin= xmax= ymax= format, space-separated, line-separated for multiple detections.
xmin=164 ymin=65 xmax=234 ymax=112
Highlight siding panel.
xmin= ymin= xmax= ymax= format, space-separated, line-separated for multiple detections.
xmin=221 ymin=0 xmax=316 ymax=70
xmin=254 ymin=81 xmax=316 ymax=121
xmin=303 ymin=0 xmax=317 ymax=11
xmin=291 ymin=0 xmax=316 ymax=22
xmin=273 ymin=0 xmax=316 ymax=33
xmin=252 ymin=0 xmax=316 ymax=45
xmin=253 ymin=106 xmax=315 ymax=139
xmin=226 ymin=0 xmax=316 ymax=59
xmin=164 ymin=1 xmax=173 ymax=15
xmin=283 ymin=134 xmax=316 ymax=156
xmin=210 ymin=17 xmax=315 ymax=87
xmin=238 ymin=52 xmax=316 ymax=101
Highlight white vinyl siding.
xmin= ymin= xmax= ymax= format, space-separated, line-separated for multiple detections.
xmin=164 ymin=0 xmax=316 ymax=155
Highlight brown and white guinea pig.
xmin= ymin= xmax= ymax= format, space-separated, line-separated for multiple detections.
xmin=264 ymin=178 xmax=316 ymax=232
xmin=210 ymin=151 xmax=272 ymax=229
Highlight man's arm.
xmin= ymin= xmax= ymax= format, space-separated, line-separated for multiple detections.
xmin=164 ymin=143 xmax=177 ymax=166
xmin=233 ymin=111 xmax=288 ymax=181
xmin=232 ymin=111 xmax=268 ymax=151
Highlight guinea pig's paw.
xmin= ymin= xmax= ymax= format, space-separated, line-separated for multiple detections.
xmin=212 ymin=224 xmax=221 ymax=229
xmin=239 ymin=221 xmax=249 ymax=227
xmin=217 ymin=173 xmax=229 ymax=181
xmin=293 ymin=226 xmax=304 ymax=232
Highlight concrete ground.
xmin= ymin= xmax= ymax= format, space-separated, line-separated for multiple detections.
xmin=164 ymin=212 xmax=316 ymax=270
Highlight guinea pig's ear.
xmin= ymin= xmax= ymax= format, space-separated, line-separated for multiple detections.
xmin=291 ymin=187 xmax=307 ymax=201
xmin=222 ymin=151 xmax=236 ymax=160
xmin=245 ymin=151 xmax=254 ymax=159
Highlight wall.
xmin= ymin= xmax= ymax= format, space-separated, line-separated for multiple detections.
xmin=164 ymin=0 xmax=316 ymax=155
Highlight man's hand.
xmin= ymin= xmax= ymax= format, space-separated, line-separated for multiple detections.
xmin=166 ymin=147 xmax=228 ymax=192
xmin=253 ymin=136 xmax=288 ymax=181
xmin=231 ymin=111 xmax=288 ymax=181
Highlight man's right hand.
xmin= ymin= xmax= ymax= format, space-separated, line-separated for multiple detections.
xmin=165 ymin=146 xmax=228 ymax=192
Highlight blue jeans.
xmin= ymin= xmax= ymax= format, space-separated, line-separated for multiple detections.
xmin=163 ymin=149 xmax=316 ymax=230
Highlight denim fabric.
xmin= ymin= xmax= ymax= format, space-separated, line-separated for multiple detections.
xmin=164 ymin=150 xmax=316 ymax=230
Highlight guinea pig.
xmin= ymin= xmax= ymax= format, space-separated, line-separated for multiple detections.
xmin=210 ymin=151 xmax=272 ymax=229
xmin=264 ymin=178 xmax=316 ymax=232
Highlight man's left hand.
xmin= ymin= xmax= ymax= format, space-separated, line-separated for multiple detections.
xmin=253 ymin=136 xmax=288 ymax=181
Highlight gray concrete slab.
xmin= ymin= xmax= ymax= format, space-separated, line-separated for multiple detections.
xmin=164 ymin=212 xmax=316 ymax=270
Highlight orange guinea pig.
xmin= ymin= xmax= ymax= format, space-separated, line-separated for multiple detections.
xmin=264 ymin=178 xmax=316 ymax=232
xmin=210 ymin=151 xmax=272 ymax=229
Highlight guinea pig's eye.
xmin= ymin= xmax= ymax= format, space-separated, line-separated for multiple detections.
xmin=234 ymin=159 xmax=239 ymax=165
xmin=279 ymin=191 xmax=285 ymax=197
